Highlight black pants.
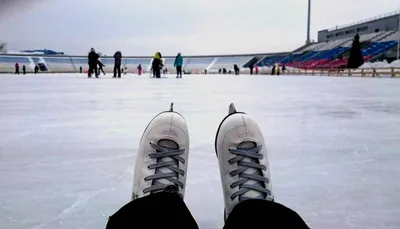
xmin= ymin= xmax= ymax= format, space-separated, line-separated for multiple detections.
xmin=106 ymin=192 xmax=309 ymax=229
xmin=15 ymin=68 xmax=19 ymax=74
xmin=88 ymin=65 xmax=98 ymax=77
xmin=153 ymin=66 xmax=161 ymax=78
xmin=99 ymin=67 xmax=105 ymax=75
xmin=176 ymin=66 xmax=182 ymax=77
xmin=114 ymin=64 xmax=121 ymax=78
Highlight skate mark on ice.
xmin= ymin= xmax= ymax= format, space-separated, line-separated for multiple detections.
xmin=275 ymin=159 xmax=376 ymax=177
xmin=30 ymin=188 xmax=112 ymax=229
xmin=1 ymin=153 xmax=134 ymax=170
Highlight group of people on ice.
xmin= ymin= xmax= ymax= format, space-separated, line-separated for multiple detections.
xmin=151 ymin=52 xmax=183 ymax=78
xmin=88 ymin=48 xmax=123 ymax=78
xmin=14 ymin=62 xmax=40 ymax=75
xmin=87 ymin=49 xmax=184 ymax=79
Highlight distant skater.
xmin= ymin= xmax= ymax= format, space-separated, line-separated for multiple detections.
xmin=34 ymin=65 xmax=39 ymax=74
xmin=15 ymin=63 xmax=20 ymax=74
xmin=233 ymin=64 xmax=239 ymax=75
xmin=79 ymin=66 xmax=83 ymax=74
xmin=152 ymin=52 xmax=163 ymax=78
xmin=113 ymin=50 xmax=122 ymax=78
xmin=137 ymin=64 xmax=142 ymax=76
xmin=174 ymin=53 xmax=183 ymax=78
xmin=22 ymin=65 xmax=26 ymax=75
xmin=255 ymin=66 xmax=259 ymax=75
xmin=98 ymin=60 xmax=106 ymax=75
xmin=282 ymin=65 xmax=286 ymax=74
xmin=88 ymin=48 xmax=99 ymax=78
xmin=276 ymin=64 xmax=281 ymax=75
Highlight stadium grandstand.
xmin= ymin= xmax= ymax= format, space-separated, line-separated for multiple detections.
xmin=0 ymin=11 xmax=399 ymax=74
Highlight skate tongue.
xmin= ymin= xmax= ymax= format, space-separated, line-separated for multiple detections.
xmin=238 ymin=141 xmax=256 ymax=150
xmin=158 ymin=139 xmax=179 ymax=149
xmin=237 ymin=141 xmax=266 ymax=200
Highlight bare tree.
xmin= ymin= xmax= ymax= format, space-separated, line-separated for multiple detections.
xmin=0 ymin=0 xmax=47 ymax=18
xmin=0 ymin=41 xmax=7 ymax=53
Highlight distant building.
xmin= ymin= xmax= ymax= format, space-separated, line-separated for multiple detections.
xmin=20 ymin=49 xmax=64 ymax=55
xmin=318 ymin=11 xmax=400 ymax=42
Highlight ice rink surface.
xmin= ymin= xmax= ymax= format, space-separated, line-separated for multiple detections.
xmin=0 ymin=73 xmax=400 ymax=229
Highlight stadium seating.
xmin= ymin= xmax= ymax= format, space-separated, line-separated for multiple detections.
xmin=210 ymin=56 xmax=253 ymax=71
xmin=123 ymin=58 xmax=152 ymax=73
xmin=42 ymin=57 xmax=75 ymax=72
xmin=163 ymin=58 xmax=189 ymax=74
xmin=381 ymin=30 xmax=400 ymax=42
xmin=255 ymin=55 xmax=286 ymax=66
xmin=184 ymin=57 xmax=214 ymax=72
xmin=362 ymin=41 xmax=398 ymax=59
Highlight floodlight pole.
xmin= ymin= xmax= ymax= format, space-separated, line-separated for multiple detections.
xmin=397 ymin=9 xmax=400 ymax=60
xmin=306 ymin=0 xmax=311 ymax=44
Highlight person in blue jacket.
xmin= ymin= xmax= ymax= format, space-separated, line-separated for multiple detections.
xmin=174 ymin=53 xmax=183 ymax=78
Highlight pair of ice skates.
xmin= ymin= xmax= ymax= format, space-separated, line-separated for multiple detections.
xmin=132 ymin=103 xmax=274 ymax=219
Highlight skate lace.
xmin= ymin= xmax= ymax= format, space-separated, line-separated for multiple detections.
xmin=143 ymin=142 xmax=185 ymax=195
xmin=228 ymin=145 xmax=272 ymax=201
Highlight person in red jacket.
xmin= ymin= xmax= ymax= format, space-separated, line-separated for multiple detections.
xmin=255 ymin=66 xmax=259 ymax=75
xmin=15 ymin=63 xmax=20 ymax=74
xmin=137 ymin=64 xmax=142 ymax=76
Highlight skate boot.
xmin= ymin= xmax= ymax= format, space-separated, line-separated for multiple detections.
xmin=215 ymin=103 xmax=274 ymax=220
xmin=132 ymin=103 xmax=190 ymax=200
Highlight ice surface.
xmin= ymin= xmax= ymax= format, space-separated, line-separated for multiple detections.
xmin=0 ymin=74 xmax=400 ymax=229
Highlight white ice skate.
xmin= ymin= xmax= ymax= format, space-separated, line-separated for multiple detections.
xmin=215 ymin=103 xmax=274 ymax=220
xmin=132 ymin=103 xmax=190 ymax=200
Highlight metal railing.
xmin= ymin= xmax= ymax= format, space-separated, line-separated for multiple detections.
xmin=283 ymin=68 xmax=400 ymax=78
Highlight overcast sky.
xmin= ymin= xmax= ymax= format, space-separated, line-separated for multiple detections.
xmin=0 ymin=0 xmax=399 ymax=55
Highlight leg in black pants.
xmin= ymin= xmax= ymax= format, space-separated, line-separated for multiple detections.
xmin=176 ymin=66 xmax=182 ymax=78
xmin=88 ymin=65 xmax=93 ymax=77
xmin=88 ymin=65 xmax=98 ymax=78
xmin=155 ymin=67 xmax=161 ymax=78
xmin=114 ymin=65 xmax=121 ymax=78
xmin=99 ymin=67 xmax=105 ymax=75
xmin=106 ymin=192 xmax=309 ymax=229
xmin=106 ymin=192 xmax=198 ymax=229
